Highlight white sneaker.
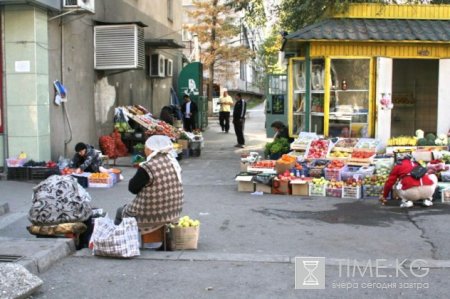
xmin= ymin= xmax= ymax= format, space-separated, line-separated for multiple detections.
xmin=422 ymin=199 xmax=433 ymax=207
xmin=400 ymin=200 xmax=413 ymax=208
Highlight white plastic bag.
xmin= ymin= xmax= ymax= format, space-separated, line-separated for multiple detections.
xmin=90 ymin=217 xmax=140 ymax=258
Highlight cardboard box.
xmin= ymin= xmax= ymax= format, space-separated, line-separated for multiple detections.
xmin=272 ymin=178 xmax=291 ymax=195
xmin=235 ymin=176 xmax=255 ymax=192
xmin=178 ymin=139 xmax=189 ymax=150
xmin=240 ymin=162 xmax=249 ymax=172
xmin=412 ymin=150 xmax=433 ymax=162
xmin=255 ymin=183 xmax=272 ymax=194
xmin=168 ymin=225 xmax=199 ymax=250
xmin=275 ymin=161 xmax=296 ymax=174
xmin=291 ymin=180 xmax=309 ymax=196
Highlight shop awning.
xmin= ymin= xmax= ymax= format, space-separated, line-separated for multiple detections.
xmin=285 ymin=18 xmax=450 ymax=42
xmin=145 ymin=39 xmax=184 ymax=49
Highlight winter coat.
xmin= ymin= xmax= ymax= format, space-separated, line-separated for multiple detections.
xmin=382 ymin=158 xmax=434 ymax=198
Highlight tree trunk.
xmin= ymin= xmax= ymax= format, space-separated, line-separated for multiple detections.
xmin=208 ymin=63 xmax=215 ymax=103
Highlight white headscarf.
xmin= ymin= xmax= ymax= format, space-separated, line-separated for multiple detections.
xmin=143 ymin=135 xmax=182 ymax=183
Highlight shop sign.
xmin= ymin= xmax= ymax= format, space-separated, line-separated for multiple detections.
xmin=417 ymin=49 xmax=430 ymax=56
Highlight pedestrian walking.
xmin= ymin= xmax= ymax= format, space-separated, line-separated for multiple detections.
xmin=181 ymin=94 xmax=198 ymax=132
xmin=232 ymin=93 xmax=246 ymax=148
xmin=219 ymin=89 xmax=233 ymax=133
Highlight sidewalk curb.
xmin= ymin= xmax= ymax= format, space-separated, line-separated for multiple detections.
xmin=73 ymin=249 xmax=450 ymax=269
xmin=0 ymin=238 xmax=77 ymax=275
xmin=0 ymin=202 xmax=9 ymax=216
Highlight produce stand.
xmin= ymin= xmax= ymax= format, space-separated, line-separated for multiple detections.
xmin=235 ymin=132 xmax=450 ymax=201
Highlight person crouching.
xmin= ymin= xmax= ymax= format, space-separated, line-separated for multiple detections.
xmin=380 ymin=154 xmax=437 ymax=208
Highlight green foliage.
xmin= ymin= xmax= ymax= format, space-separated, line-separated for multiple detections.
xmin=264 ymin=137 xmax=291 ymax=155
xmin=426 ymin=133 xmax=436 ymax=141
xmin=279 ymin=0 xmax=434 ymax=32
xmin=417 ymin=138 xmax=428 ymax=146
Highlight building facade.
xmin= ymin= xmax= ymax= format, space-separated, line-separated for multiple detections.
xmin=283 ymin=4 xmax=450 ymax=145
xmin=0 ymin=0 xmax=184 ymax=168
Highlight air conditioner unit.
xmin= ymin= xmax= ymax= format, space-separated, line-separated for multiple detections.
xmin=94 ymin=24 xmax=145 ymax=70
xmin=63 ymin=0 xmax=95 ymax=13
xmin=150 ymin=54 xmax=166 ymax=77
xmin=165 ymin=59 xmax=173 ymax=77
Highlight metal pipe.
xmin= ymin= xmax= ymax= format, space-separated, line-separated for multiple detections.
xmin=2 ymin=9 xmax=9 ymax=173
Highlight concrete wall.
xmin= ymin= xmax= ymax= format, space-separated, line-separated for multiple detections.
xmin=47 ymin=0 xmax=183 ymax=160
xmin=4 ymin=6 xmax=50 ymax=161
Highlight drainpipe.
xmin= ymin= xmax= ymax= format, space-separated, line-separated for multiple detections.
xmin=1 ymin=9 xmax=8 ymax=173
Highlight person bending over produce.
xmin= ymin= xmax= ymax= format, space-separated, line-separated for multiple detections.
xmin=114 ymin=135 xmax=183 ymax=231
xmin=70 ymin=142 xmax=105 ymax=174
xmin=271 ymin=121 xmax=294 ymax=143
xmin=379 ymin=154 xmax=437 ymax=208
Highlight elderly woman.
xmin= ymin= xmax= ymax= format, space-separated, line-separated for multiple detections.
xmin=115 ymin=135 xmax=183 ymax=228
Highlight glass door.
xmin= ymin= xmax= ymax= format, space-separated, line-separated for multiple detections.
xmin=328 ymin=58 xmax=371 ymax=137
xmin=291 ymin=59 xmax=307 ymax=135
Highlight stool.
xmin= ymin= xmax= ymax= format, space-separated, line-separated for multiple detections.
xmin=138 ymin=224 xmax=168 ymax=250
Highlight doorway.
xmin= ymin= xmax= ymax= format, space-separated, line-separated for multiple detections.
xmin=391 ymin=59 xmax=438 ymax=136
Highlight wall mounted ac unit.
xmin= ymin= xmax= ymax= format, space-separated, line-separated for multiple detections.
xmin=150 ymin=54 xmax=166 ymax=77
xmin=63 ymin=0 xmax=95 ymax=13
xmin=94 ymin=24 xmax=145 ymax=70
xmin=165 ymin=59 xmax=173 ymax=77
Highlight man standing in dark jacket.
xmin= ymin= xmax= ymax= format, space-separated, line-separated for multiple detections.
xmin=181 ymin=94 xmax=198 ymax=132
xmin=233 ymin=93 xmax=246 ymax=148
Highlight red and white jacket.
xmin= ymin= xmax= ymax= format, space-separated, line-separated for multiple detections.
xmin=382 ymin=159 xmax=434 ymax=198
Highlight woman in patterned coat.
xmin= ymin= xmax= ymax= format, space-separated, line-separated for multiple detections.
xmin=114 ymin=136 xmax=183 ymax=229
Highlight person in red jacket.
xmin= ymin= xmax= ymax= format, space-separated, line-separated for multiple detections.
xmin=380 ymin=155 xmax=437 ymax=208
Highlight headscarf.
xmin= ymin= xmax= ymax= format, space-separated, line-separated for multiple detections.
xmin=143 ymin=135 xmax=182 ymax=183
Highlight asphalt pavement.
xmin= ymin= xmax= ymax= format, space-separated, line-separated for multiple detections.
xmin=1 ymin=104 xmax=450 ymax=298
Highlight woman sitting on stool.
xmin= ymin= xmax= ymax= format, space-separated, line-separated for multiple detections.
xmin=115 ymin=135 xmax=183 ymax=229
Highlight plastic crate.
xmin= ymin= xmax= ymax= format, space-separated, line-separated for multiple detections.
xmin=326 ymin=187 xmax=343 ymax=198
xmin=6 ymin=158 xmax=27 ymax=167
xmin=441 ymin=171 xmax=450 ymax=182
xmin=324 ymin=167 xmax=344 ymax=181
xmin=307 ymin=160 xmax=328 ymax=178
xmin=442 ymin=188 xmax=450 ymax=203
xmin=29 ymin=167 xmax=60 ymax=181
xmin=343 ymin=185 xmax=362 ymax=199
xmin=308 ymin=183 xmax=327 ymax=196
xmin=356 ymin=166 xmax=376 ymax=179
xmin=89 ymin=176 xmax=114 ymax=188
xmin=341 ymin=166 xmax=362 ymax=181
xmin=363 ymin=185 xmax=384 ymax=199
xmin=7 ymin=167 xmax=29 ymax=181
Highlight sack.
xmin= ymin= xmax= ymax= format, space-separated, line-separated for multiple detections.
xmin=90 ymin=217 xmax=140 ymax=258
xmin=410 ymin=165 xmax=427 ymax=180
xmin=28 ymin=175 xmax=92 ymax=225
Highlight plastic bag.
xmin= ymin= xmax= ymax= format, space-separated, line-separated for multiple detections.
xmin=90 ymin=217 xmax=140 ymax=258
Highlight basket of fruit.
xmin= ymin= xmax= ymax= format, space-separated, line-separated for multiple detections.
xmin=89 ymin=173 xmax=114 ymax=188
xmin=309 ymin=178 xmax=328 ymax=196
xmin=375 ymin=158 xmax=394 ymax=176
xmin=324 ymin=160 xmax=345 ymax=181
xmin=341 ymin=165 xmax=362 ymax=181
xmin=307 ymin=159 xmax=329 ymax=178
xmin=342 ymin=178 xmax=362 ymax=199
xmin=168 ymin=216 xmax=200 ymax=250
xmin=356 ymin=165 xmax=376 ymax=179
xmin=332 ymin=138 xmax=359 ymax=153
xmin=326 ymin=180 xmax=343 ymax=198
xmin=349 ymin=149 xmax=376 ymax=164
xmin=306 ymin=139 xmax=331 ymax=160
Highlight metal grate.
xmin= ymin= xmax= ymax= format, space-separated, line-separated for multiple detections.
xmin=0 ymin=255 xmax=24 ymax=263
xmin=94 ymin=25 xmax=144 ymax=70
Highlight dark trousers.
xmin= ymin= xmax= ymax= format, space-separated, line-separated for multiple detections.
xmin=219 ymin=111 xmax=230 ymax=132
xmin=183 ymin=117 xmax=196 ymax=132
xmin=233 ymin=119 xmax=245 ymax=145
